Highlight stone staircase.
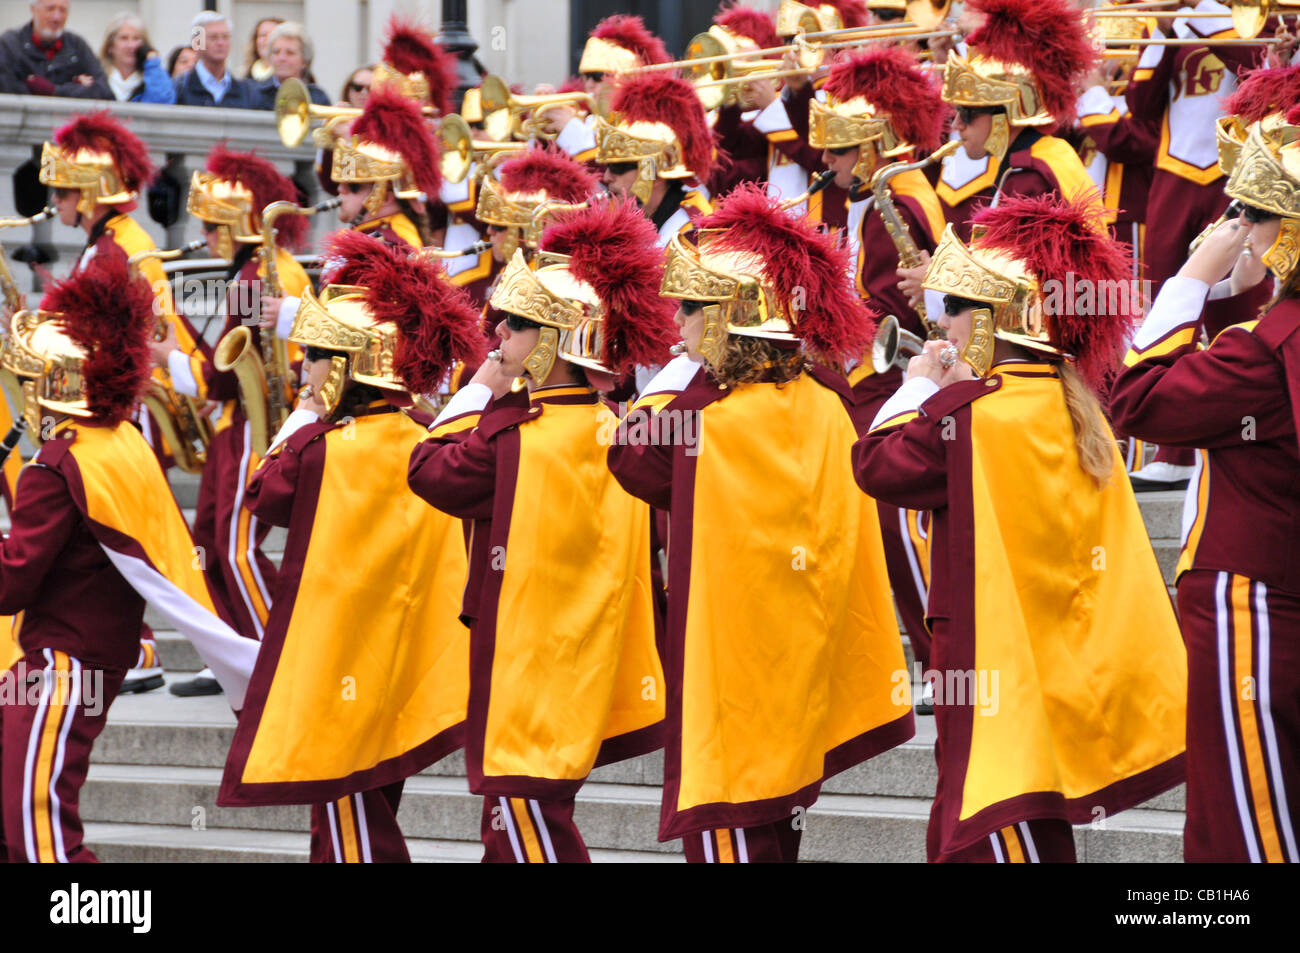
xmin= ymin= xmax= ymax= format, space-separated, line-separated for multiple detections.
xmin=10 ymin=470 xmax=1192 ymax=862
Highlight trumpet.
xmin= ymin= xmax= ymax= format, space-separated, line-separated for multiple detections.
xmin=127 ymin=242 xmax=214 ymax=473
xmin=1091 ymin=0 xmax=1300 ymax=39
xmin=872 ymin=315 xmax=927 ymax=373
xmin=0 ymin=206 xmax=54 ymax=315
xmin=479 ymin=74 xmax=596 ymax=142
xmin=439 ymin=112 xmax=527 ymax=185
xmin=275 ymin=77 xmax=438 ymax=147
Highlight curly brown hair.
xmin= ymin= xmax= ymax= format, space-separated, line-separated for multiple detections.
xmin=707 ymin=335 xmax=807 ymax=389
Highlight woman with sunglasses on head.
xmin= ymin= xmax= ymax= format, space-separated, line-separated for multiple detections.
xmin=1110 ymin=116 xmax=1300 ymax=863
xmin=855 ymin=191 xmax=1187 ymax=863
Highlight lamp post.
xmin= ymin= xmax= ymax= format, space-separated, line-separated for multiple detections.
xmin=436 ymin=0 xmax=486 ymax=111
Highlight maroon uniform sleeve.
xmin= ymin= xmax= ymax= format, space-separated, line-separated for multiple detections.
xmin=1124 ymin=46 xmax=1174 ymax=123
xmin=851 ymin=400 xmax=955 ymax=513
xmin=1083 ymin=112 xmax=1160 ymax=168
xmin=243 ymin=424 xmax=326 ymax=527
xmin=606 ymin=404 xmax=676 ymax=512
xmin=1110 ymin=324 xmax=1292 ymax=449
xmin=0 ymin=463 xmax=78 ymax=614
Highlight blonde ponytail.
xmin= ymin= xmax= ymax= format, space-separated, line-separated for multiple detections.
xmin=1059 ymin=363 xmax=1116 ymax=486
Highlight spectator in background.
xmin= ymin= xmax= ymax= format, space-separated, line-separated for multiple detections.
xmin=0 ymin=0 xmax=111 ymax=98
xmin=99 ymin=13 xmax=174 ymax=103
xmin=339 ymin=63 xmax=375 ymax=108
xmin=253 ymin=22 xmax=329 ymax=109
xmin=243 ymin=16 xmax=283 ymax=82
xmin=175 ymin=10 xmax=254 ymax=108
xmin=167 ymin=44 xmax=198 ymax=79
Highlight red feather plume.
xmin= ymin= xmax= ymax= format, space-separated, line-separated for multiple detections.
xmin=53 ymin=111 xmax=154 ymax=194
xmin=498 ymin=145 xmax=599 ymax=202
xmin=1287 ymin=102 xmax=1300 ymax=125
xmin=968 ymin=192 xmax=1135 ymax=392
xmin=541 ymin=199 xmax=678 ymax=374
xmin=38 ymin=254 xmax=152 ymax=426
xmin=590 ymin=14 xmax=670 ymax=66
xmin=611 ymin=74 xmax=716 ymax=181
xmin=696 ymin=183 xmax=878 ymax=362
xmin=823 ymin=47 xmax=951 ymax=153
xmin=716 ymin=4 xmax=781 ymax=51
xmin=965 ymin=0 xmax=1096 ymax=125
xmin=821 ymin=0 xmax=869 ymax=30
xmin=206 ymin=144 xmax=307 ymax=251
xmin=350 ymin=87 xmax=442 ymax=199
xmin=1226 ymin=65 xmax=1300 ymax=124
xmin=382 ymin=15 xmax=457 ymax=115
xmin=556 ymin=75 xmax=586 ymax=95
xmin=325 ymin=230 xmax=485 ymax=395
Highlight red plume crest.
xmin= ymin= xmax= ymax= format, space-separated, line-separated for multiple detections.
xmin=611 ymin=74 xmax=716 ymax=181
xmin=351 ymin=87 xmax=442 ymax=200
xmin=206 ymin=144 xmax=307 ymax=251
xmin=590 ymin=15 xmax=670 ymax=65
xmin=382 ymin=15 xmax=457 ymax=116
xmin=53 ymin=111 xmax=155 ymax=194
xmin=823 ymin=47 xmax=951 ymax=154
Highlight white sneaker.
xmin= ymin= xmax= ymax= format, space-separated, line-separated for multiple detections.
xmin=1130 ymin=461 xmax=1193 ymax=489
xmin=120 ymin=664 xmax=164 ymax=694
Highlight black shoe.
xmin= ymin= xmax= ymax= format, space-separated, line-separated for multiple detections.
xmin=120 ymin=664 xmax=164 ymax=694
xmin=915 ymin=699 xmax=934 ymax=716
xmin=169 ymin=674 xmax=223 ymax=697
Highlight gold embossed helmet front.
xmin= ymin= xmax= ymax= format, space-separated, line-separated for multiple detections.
xmin=40 ymin=112 xmax=155 ymax=218
xmin=1225 ymin=120 xmax=1300 ymax=285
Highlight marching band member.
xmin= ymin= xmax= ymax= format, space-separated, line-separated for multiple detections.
xmin=0 ymin=257 xmax=256 ymax=862
xmin=855 ymin=193 xmax=1187 ymax=862
xmin=1110 ymin=115 xmax=1300 ymax=863
xmin=38 ymin=111 xmax=208 ymax=694
xmin=408 ymin=200 xmax=672 ymax=862
xmin=220 ymin=230 xmax=480 ymax=863
xmin=595 ymin=73 xmax=716 ymax=247
xmin=151 ymin=146 xmax=312 ymax=695
xmin=928 ymin=0 xmax=1099 ymax=238
xmin=704 ymin=4 xmax=783 ymax=197
xmin=608 ymin=185 xmax=913 ymax=862
xmin=544 ymin=14 xmax=672 ymax=163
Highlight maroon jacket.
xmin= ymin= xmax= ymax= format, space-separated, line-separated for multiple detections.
xmin=1110 ymin=291 xmax=1300 ymax=593
xmin=0 ymin=431 xmax=143 ymax=671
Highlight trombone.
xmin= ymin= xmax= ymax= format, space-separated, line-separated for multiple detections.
xmin=1091 ymin=0 xmax=1300 ymax=39
xmin=479 ymin=73 xmax=595 ymax=143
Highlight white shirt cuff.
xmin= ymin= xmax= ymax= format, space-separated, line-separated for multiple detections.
xmin=268 ymin=407 xmax=320 ymax=452
xmin=555 ymin=115 xmax=597 ymax=157
xmin=870 ymin=376 xmax=940 ymax=431
xmin=277 ymin=297 xmax=300 ymax=341
xmin=1076 ymin=84 xmax=1116 ymax=119
xmin=752 ymin=97 xmax=793 ymax=135
xmin=432 ymin=382 xmax=492 ymax=428
xmin=167 ymin=350 xmax=200 ymax=398
xmin=1132 ymin=276 xmax=1210 ymax=349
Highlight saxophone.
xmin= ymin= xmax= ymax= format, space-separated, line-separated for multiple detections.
xmin=870 ymin=139 xmax=961 ymax=336
xmin=128 ymin=242 xmax=214 ymax=473
xmin=0 ymin=207 xmax=54 ymax=426
xmin=215 ymin=196 xmax=339 ymax=456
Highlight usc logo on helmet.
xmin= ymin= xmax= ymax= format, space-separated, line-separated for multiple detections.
xmin=1181 ymin=50 xmax=1226 ymax=98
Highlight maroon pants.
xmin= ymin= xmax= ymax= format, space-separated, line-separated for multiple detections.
xmin=0 ymin=650 xmax=123 ymax=863
xmin=480 ymin=795 xmax=590 ymax=862
xmin=1177 ymin=570 xmax=1300 ymax=863
xmin=683 ymin=821 xmax=804 ymax=863
xmin=931 ymin=819 xmax=1077 ymax=863
xmin=309 ymin=780 xmax=409 ymax=862
xmin=1144 ymin=171 xmax=1230 ymax=296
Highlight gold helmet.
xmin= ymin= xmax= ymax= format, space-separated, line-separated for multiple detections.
xmin=941 ymin=0 xmax=1095 ymax=160
xmin=372 ymin=16 xmax=456 ymax=114
xmin=1225 ymin=119 xmax=1300 ymax=285
xmin=488 ymin=249 xmax=595 ymax=382
xmin=922 ymin=191 xmax=1135 ymax=388
xmin=291 ymin=230 xmax=483 ymax=414
xmin=578 ymin=15 xmax=670 ymax=75
xmin=475 ymin=146 xmax=600 ymax=258
xmin=660 ymin=184 xmax=877 ymax=371
xmin=595 ymin=74 xmax=715 ymax=204
xmin=4 ymin=255 xmax=154 ymax=437
xmin=810 ymin=47 xmax=950 ymax=185
xmin=39 ymin=112 xmax=155 ymax=218
xmin=332 ymin=88 xmax=443 ymax=216
xmin=186 ymin=145 xmax=306 ymax=262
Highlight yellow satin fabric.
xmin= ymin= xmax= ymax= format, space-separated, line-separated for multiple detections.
xmin=960 ymin=370 xmax=1186 ymax=819
xmin=241 ymin=411 xmax=469 ymax=783
xmin=69 ymin=422 xmax=218 ymax=614
xmin=482 ymin=393 xmax=664 ymax=781
xmin=676 ymin=374 xmax=908 ymax=812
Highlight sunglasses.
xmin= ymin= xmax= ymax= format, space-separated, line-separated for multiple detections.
xmin=304 ymin=345 xmax=343 ymax=363
xmin=581 ymin=72 xmax=606 ymax=83
xmin=943 ymin=294 xmax=983 ymax=317
xmin=201 ymin=220 xmax=221 ymax=233
xmin=603 ymin=161 xmax=637 ymax=176
xmin=1240 ymin=204 xmax=1279 ymax=225
xmin=956 ymin=105 xmax=1002 ymax=125
xmin=678 ymin=300 xmax=708 ymax=316
xmin=504 ymin=312 xmax=542 ymax=333
xmin=339 ymin=182 xmax=369 ymax=195
xmin=826 ymin=146 xmax=855 ymax=157
xmin=347 ymin=82 xmax=369 ymax=93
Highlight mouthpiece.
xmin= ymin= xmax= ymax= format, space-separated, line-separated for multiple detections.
xmin=487 ymin=348 xmax=503 ymax=363
xmin=939 ymin=344 xmax=959 ymax=369
xmin=669 ymin=343 xmax=687 ymax=356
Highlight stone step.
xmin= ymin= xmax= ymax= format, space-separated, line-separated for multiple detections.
xmin=96 ymin=692 xmax=1186 ymax=811
xmin=76 ymin=762 xmax=1183 ymax=863
xmin=83 ymin=822 xmax=681 ymax=863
